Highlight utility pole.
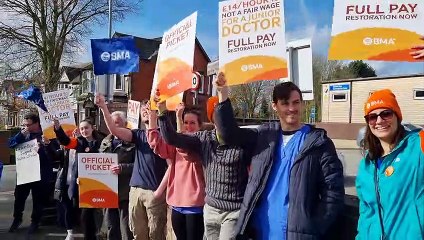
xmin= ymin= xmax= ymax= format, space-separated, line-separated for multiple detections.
xmin=106 ymin=0 xmax=113 ymax=103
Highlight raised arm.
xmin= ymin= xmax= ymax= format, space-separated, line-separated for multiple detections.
xmin=155 ymin=96 xmax=201 ymax=153
xmin=95 ymin=93 xmax=133 ymax=142
xmin=147 ymin=107 xmax=177 ymax=161
xmin=214 ymin=72 xmax=258 ymax=147
xmin=53 ymin=119 xmax=79 ymax=149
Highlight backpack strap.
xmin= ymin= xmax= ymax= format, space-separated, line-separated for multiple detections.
xmin=419 ymin=130 xmax=424 ymax=154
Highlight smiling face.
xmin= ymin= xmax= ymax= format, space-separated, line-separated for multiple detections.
xmin=366 ymin=108 xmax=398 ymax=142
xmin=272 ymin=90 xmax=302 ymax=128
xmin=79 ymin=121 xmax=94 ymax=139
xmin=183 ymin=113 xmax=201 ymax=133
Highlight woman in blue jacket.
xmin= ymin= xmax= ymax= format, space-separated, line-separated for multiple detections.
xmin=356 ymin=89 xmax=424 ymax=239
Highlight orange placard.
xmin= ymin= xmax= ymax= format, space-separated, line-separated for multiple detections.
xmin=150 ymin=12 xmax=197 ymax=108
xmin=219 ymin=0 xmax=288 ymax=86
xmin=78 ymin=153 xmax=118 ymax=208
xmin=329 ymin=0 xmax=424 ymax=62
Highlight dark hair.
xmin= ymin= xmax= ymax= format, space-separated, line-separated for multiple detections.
xmin=183 ymin=106 xmax=202 ymax=126
xmin=364 ymin=116 xmax=406 ymax=160
xmin=24 ymin=112 xmax=40 ymax=124
xmin=272 ymin=82 xmax=303 ymax=103
xmin=79 ymin=119 xmax=101 ymax=140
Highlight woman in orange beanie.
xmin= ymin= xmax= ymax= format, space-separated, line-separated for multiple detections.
xmin=356 ymin=89 xmax=424 ymax=239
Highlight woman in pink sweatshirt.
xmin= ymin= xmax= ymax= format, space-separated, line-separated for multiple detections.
xmin=147 ymin=102 xmax=206 ymax=240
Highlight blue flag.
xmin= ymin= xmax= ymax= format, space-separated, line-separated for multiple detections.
xmin=17 ymin=85 xmax=48 ymax=112
xmin=91 ymin=37 xmax=139 ymax=75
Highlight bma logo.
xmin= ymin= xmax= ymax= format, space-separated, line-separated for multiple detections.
xmin=167 ymin=80 xmax=179 ymax=89
xmin=363 ymin=37 xmax=396 ymax=46
xmin=92 ymin=198 xmax=105 ymax=203
xmin=241 ymin=64 xmax=263 ymax=72
xmin=366 ymin=100 xmax=384 ymax=109
xmin=100 ymin=51 xmax=130 ymax=62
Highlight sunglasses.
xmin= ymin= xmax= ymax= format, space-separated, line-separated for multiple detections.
xmin=364 ymin=110 xmax=394 ymax=125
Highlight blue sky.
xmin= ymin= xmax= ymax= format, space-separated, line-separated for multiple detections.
xmin=80 ymin=0 xmax=424 ymax=76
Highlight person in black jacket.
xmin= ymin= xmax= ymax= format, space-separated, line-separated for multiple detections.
xmin=54 ymin=118 xmax=104 ymax=240
xmin=214 ymin=73 xmax=345 ymax=240
xmin=54 ymin=129 xmax=80 ymax=240
xmin=8 ymin=113 xmax=59 ymax=234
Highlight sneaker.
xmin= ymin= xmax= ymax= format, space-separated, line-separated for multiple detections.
xmin=27 ymin=222 xmax=39 ymax=234
xmin=8 ymin=218 xmax=22 ymax=232
xmin=65 ymin=233 xmax=74 ymax=240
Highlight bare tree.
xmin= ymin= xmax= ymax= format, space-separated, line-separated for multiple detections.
xmin=229 ymin=80 xmax=278 ymax=118
xmin=0 ymin=0 xmax=142 ymax=92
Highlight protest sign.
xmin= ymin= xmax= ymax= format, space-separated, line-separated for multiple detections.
xmin=38 ymin=89 xmax=76 ymax=139
xmin=150 ymin=44 xmax=184 ymax=111
xmin=219 ymin=0 xmax=288 ymax=86
xmin=127 ymin=100 xmax=140 ymax=129
xmin=153 ymin=12 xmax=197 ymax=104
xmin=15 ymin=139 xmax=40 ymax=185
xmin=78 ymin=153 xmax=118 ymax=208
xmin=329 ymin=0 xmax=424 ymax=61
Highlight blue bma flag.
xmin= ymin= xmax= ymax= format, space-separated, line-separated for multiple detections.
xmin=91 ymin=37 xmax=139 ymax=75
xmin=17 ymin=85 xmax=48 ymax=112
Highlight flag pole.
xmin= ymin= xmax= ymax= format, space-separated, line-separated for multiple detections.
xmin=106 ymin=0 xmax=113 ymax=103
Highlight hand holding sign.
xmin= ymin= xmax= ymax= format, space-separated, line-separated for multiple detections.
xmin=215 ymin=72 xmax=230 ymax=103
xmin=154 ymin=90 xmax=167 ymax=114
xmin=53 ymin=118 xmax=61 ymax=131
xmin=175 ymin=103 xmax=185 ymax=119
xmin=411 ymin=36 xmax=424 ymax=59
xmin=111 ymin=165 xmax=121 ymax=175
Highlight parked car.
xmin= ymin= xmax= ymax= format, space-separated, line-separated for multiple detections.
xmin=356 ymin=122 xmax=423 ymax=156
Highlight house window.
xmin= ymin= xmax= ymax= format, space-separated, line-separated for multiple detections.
xmin=414 ymin=89 xmax=424 ymax=100
xmin=115 ymin=74 xmax=123 ymax=91
xmin=332 ymin=93 xmax=348 ymax=102
xmin=196 ymin=72 xmax=204 ymax=94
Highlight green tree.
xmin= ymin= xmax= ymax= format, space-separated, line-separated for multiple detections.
xmin=347 ymin=60 xmax=377 ymax=78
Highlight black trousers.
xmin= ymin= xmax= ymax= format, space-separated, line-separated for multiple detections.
xmin=56 ymin=186 xmax=79 ymax=230
xmin=171 ymin=209 xmax=204 ymax=240
xmin=81 ymin=208 xmax=103 ymax=240
xmin=13 ymin=181 xmax=46 ymax=224
xmin=104 ymin=200 xmax=133 ymax=240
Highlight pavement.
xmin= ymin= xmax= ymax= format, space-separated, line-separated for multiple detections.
xmin=0 ymin=165 xmax=86 ymax=240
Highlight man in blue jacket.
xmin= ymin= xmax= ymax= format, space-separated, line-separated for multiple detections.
xmin=8 ymin=112 xmax=58 ymax=234
xmin=214 ymin=74 xmax=345 ymax=240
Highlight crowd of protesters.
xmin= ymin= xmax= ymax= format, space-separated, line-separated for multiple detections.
xmin=5 ymin=42 xmax=424 ymax=240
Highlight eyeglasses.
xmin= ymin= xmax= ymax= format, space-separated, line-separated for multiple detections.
xmin=364 ymin=110 xmax=394 ymax=125
xmin=21 ymin=123 xmax=34 ymax=127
